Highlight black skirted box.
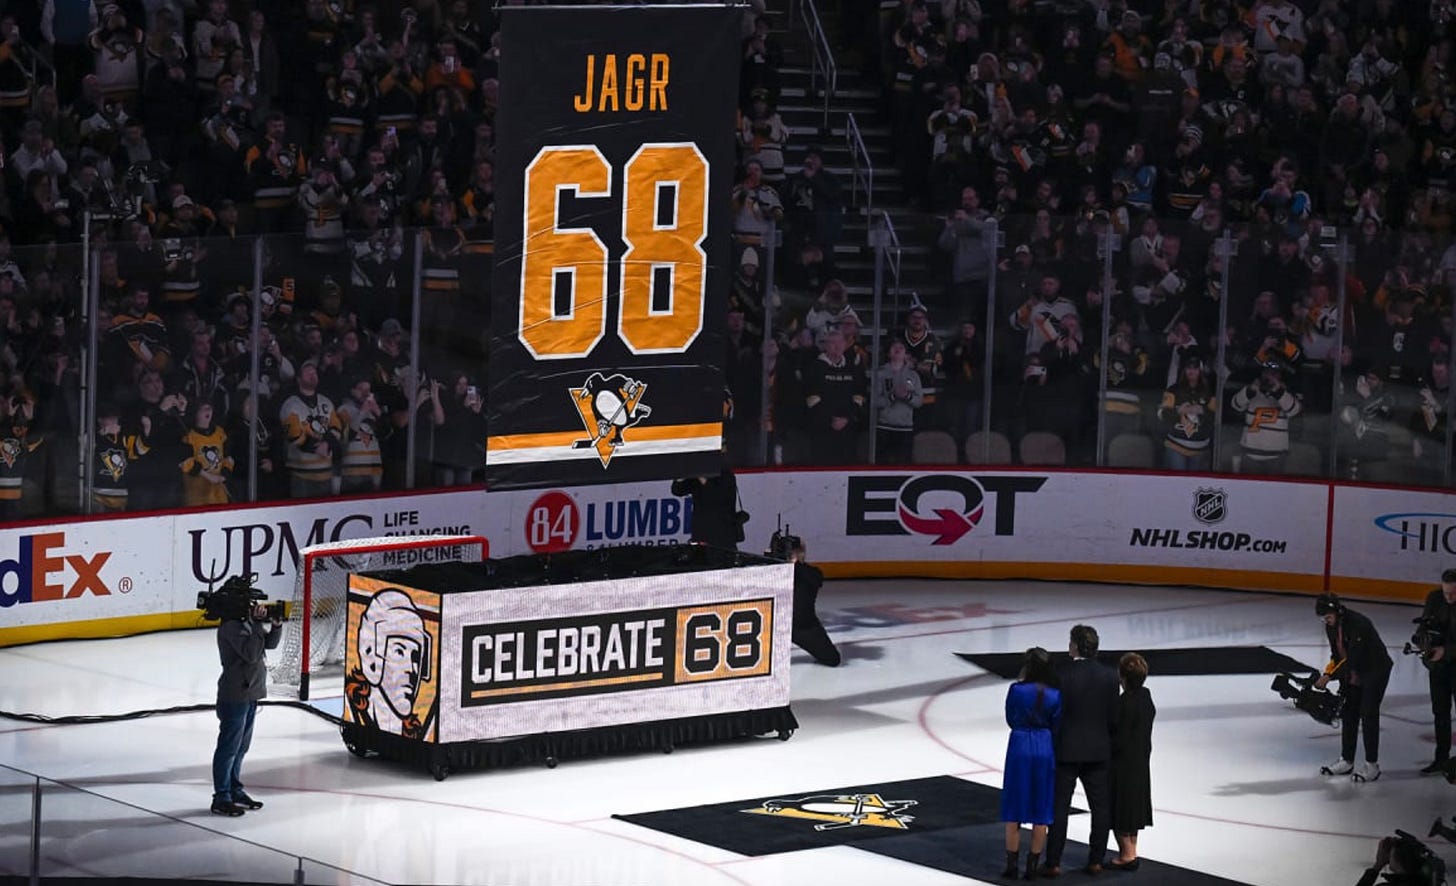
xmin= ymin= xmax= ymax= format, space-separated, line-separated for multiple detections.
xmin=339 ymin=544 xmax=797 ymax=778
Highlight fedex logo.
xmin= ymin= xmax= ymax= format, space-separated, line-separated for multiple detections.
xmin=0 ymin=532 xmax=113 ymax=607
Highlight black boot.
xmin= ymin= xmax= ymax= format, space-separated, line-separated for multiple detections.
xmin=1002 ymin=850 xmax=1019 ymax=878
xmin=1024 ymin=853 xmax=1042 ymax=880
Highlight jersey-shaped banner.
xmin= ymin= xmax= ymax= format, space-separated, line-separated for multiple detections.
xmin=486 ymin=5 xmax=740 ymax=490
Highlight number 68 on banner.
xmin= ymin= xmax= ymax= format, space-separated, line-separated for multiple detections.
xmin=519 ymin=142 xmax=709 ymax=360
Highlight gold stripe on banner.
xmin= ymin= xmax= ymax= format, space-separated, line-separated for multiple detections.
xmin=488 ymin=422 xmax=721 ymax=451
xmin=469 ymin=671 xmax=664 ymax=699
xmin=817 ymin=561 xmax=1333 ymax=595
xmin=0 ymin=611 xmax=211 ymax=647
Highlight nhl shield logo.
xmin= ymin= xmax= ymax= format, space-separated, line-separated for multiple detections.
xmin=1193 ymin=488 xmax=1227 ymax=525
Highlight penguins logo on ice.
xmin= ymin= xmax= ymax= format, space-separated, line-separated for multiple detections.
xmin=743 ymin=793 xmax=918 ymax=831
xmin=569 ymin=372 xmax=652 ymax=467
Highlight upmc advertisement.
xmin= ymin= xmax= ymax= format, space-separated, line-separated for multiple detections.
xmin=0 ymin=469 xmax=1439 ymax=646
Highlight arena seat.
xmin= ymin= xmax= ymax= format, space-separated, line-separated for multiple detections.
xmin=1018 ymin=431 xmax=1066 ymax=466
xmin=964 ymin=430 xmax=1012 ymax=465
xmin=911 ymin=430 xmax=957 ymax=465
xmin=1107 ymin=433 xmax=1155 ymax=469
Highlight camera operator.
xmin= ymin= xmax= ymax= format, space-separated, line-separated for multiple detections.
xmin=1422 ymin=569 xmax=1456 ymax=775
xmin=1314 ymin=593 xmax=1393 ymax=783
xmin=1357 ymin=833 xmax=1445 ymax=886
xmin=771 ymin=530 xmax=841 ymax=666
xmin=211 ymin=595 xmax=282 ymax=817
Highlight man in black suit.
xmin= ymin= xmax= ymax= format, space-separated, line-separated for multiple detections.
xmin=1044 ymin=624 xmax=1120 ymax=877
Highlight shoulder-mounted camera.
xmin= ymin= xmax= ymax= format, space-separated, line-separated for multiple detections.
xmin=1270 ymin=671 xmax=1341 ymax=726
xmin=1407 ymin=613 xmax=1444 ymax=667
xmin=1391 ymin=830 xmax=1446 ymax=886
xmin=766 ymin=517 xmax=801 ymax=561
xmin=197 ymin=573 xmax=284 ymax=622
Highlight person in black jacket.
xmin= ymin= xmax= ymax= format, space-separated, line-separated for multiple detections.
xmin=671 ymin=465 xmax=742 ymax=551
xmin=1108 ymin=652 xmax=1156 ymax=872
xmin=1045 ymin=624 xmax=1120 ymax=877
xmin=1355 ymin=833 xmax=1443 ymax=886
xmin=802 ymin=330 xmax=867 ymax=465
xmin=211 ymin=601 xmax=282 ymax=816
xmin=1421 ymin=569 xmax=1456 ymax=775
xmin=1314 ymin=593 xmax=1393 ymax=783
xmin=776 ymin=531 xmax=840 ymax=667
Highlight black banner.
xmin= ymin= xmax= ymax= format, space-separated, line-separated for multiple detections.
xmin=486 ymin=5 xmax=740 ymax=490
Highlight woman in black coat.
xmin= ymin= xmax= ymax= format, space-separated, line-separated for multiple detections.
xmin=1109 ymin=652 xmax=1155 ymax=871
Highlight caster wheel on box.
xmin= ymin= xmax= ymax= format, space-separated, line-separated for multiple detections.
xmin=545 ymin=756 xmax=559 ymax=770
xmin=430 ymin=762 xmax=450 ymax=781
xmin=777 ymin=729 xmax=794 ymax=742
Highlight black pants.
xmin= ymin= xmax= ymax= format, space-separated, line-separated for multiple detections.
xmin=1431 ymin=660 xmax=1456 ymax=762
xmin=1047 ymin=761 xmax=1110 ymax=868
xmin=1341 ymin=669 xmax=1390 ymax=764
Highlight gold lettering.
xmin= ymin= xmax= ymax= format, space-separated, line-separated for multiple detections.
xmin=573 ymin=52 xmax=669 ymax=113
xmin=598 ymin=53 xmax=619 ymax=112
xmin=625 ymin=54 xmax=645 ymax=112
xmin=573 ymin=54 xmax=595 ymax=113
xmin=649 ymin=53 xmax=669 ymax=111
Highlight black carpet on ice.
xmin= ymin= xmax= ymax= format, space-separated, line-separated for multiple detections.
xmin=614 ymin=775 xmax=1011 ymax=856
xmin=957 ymin=646 xmax=1316 ymax=679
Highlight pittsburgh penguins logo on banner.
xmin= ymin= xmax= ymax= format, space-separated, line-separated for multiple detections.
xmin=743 ymin=793 xmax=918 ymax=831
xmin=570 ymin=372 xmax=652 ymax=467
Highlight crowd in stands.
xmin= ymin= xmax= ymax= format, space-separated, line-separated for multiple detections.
xmin=3 ymin=0 xmax=1456 ymax=518
xmin=728 ymin=0 xmax=1456 ymax=485
xmin=0 ymin=0 xmax=522 ymax=516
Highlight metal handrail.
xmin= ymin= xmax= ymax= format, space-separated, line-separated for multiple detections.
xmin=798 ymin=0 xmax=836 ymax=130
xmin=845 ymin=113 xmax=873 ymax=219
xmin=3 ymin=761 xmax=390 ymax=884
xmin=876 ymin=208 xmax=902 ymax=287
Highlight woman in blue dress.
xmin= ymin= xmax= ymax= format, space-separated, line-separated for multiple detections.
xmin=1001 ymin=646 xmax=1061 ymax=880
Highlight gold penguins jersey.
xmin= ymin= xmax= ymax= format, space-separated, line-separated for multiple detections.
xmin=180 ymin=425 xmax=234 ymax=506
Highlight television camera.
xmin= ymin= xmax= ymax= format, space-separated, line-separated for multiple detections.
xmin=1406 ymin=613 xmax=1443 ymax=667
xmin=1270 ymin=671 xmax=1342 ymax=726
xmin=197 ymin=573 xmax=285 ymax=623
xmin=766 ymin=518 xmax=801 ymax=561
xmin=1382 ymin=829 xmax=1447 ymax=886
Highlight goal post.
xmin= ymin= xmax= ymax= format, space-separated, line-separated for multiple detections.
xmin=270 ymin=534 xmax=488 ymax=701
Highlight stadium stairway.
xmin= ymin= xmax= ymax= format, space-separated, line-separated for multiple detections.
xmin=764 ymin=1 xmax=944 ymax=328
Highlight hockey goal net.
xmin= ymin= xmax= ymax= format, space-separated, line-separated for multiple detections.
xmin=270 ymin=534 xmax=488 ymax=700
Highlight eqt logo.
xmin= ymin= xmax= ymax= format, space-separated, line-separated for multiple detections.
xmin=846 ymin=474 xmax=1047 ymax=545
xmin=0 ymin=532 xmax=113 ymax=607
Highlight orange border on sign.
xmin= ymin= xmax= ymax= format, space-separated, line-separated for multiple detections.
xmin=487 ymin=422 xmax=720 ymax=450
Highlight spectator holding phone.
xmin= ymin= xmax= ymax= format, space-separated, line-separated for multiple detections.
xmin=1230 ymin=362 xmax=1302 ymax=474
